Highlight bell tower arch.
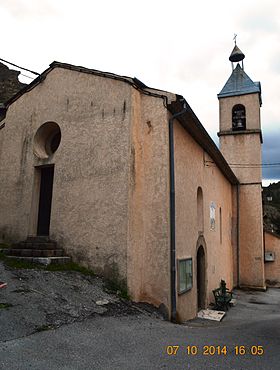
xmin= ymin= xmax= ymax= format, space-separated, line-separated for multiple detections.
xmin=217 ymin=43 xmax=265 ymax=289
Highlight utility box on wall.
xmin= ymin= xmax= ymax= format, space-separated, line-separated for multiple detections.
xmin=265 ymin=252 xmax=275 ymax=262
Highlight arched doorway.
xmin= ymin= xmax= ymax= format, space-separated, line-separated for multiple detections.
xmin=197 ymin=245 xmax=206 ymax=310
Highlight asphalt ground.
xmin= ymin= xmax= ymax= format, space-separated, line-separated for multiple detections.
xmin=0 ymin=285 xmax=280 ymax=369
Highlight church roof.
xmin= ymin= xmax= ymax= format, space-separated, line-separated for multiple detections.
xmin=218 ymin=64 xmax=261 ymax=102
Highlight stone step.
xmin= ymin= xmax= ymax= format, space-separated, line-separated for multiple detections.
xmin=14 ymin=241 xmax=58 ymax=250
xmin=26 ymin=236 xmax=51 ymax=243
xmin=6 ymin=249 xmax=65 ymax=258
xmin=5 ymin=256 xmax=71 ymax=266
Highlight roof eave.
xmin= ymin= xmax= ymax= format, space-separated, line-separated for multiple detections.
xmin=167 ymin=98 xmax=239 ymax=185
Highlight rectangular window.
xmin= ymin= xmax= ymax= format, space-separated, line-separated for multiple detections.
xmin=178 ymin=258 xmax=193 ymax=294
xmin=219 ymin=207 xmax=222 ymax=244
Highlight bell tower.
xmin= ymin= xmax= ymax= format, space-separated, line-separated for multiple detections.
xmin=218 ymin=43 xmax=265 ymax=289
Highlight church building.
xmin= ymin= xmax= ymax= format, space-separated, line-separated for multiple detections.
xmin=0 ymin=44 xmax=273 ymax=322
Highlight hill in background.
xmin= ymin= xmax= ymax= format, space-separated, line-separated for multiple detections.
xmin=0 ymin=62 xmax=26 ymax=104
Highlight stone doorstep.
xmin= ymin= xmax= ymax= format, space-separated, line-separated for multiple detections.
xmin=4 ymin=256 xmax=71 ymax=266
xmin=26 ymin=236 xmax=51 ymax=242
xmin=6 ymin=249 xmax=65 ymax=257
xmin=197 ymin=309 xmax=226 ymax=322
xmin=15 ymin=242 xmax=57 ymax=250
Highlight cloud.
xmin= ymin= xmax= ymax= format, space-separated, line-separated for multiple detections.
xmin=262 ymin=130 xmax=280 ymax=179
xmin=237 ymin=1 xmax=280 ymax=34
xmin=0 ymin=0 xmax=58 ymax=19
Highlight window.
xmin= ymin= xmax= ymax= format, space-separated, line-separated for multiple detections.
xmin=232 ymin=104 xmax=246 ymax=131
xmin=197 ymin=187 xmax=204 ymax=233
xmin=178 ymin=258 xmax=193 ymax=294
xmin=219 ymin=207 xmax=222 ymax=244
xmin=33 ymin=122 xmax=61 ymax=159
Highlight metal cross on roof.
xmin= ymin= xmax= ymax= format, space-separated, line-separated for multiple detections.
xmin=233 ymin=34 xmax=237 ymax=45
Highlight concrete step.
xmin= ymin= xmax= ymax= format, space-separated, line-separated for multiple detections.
xmin=5 ymin=256 xmax=72 ymax=266
xmin=26 ymin=236 xmax=51 ymax=243
xmin=13 ymin=242 xmax=58 ymax=250
xmin=6 ymin=249 xmax=65 ymax=258
xmin=5 ymin=237 xmax=71 ymax=265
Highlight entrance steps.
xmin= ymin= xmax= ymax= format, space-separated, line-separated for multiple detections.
xmin=3 ymin=236 xmax=71 ymax=265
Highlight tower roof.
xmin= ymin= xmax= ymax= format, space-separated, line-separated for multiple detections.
xmin=218 ymin=64 xmax=261 ymax=102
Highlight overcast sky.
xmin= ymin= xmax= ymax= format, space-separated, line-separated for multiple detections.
xmin=1 ymin=0 xmax=280 ymax=185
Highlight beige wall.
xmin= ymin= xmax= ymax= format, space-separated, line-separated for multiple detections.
xmin=127 ymin=91 xmax=172 ymax=313
xmin=0 ymin=68 xmax=133 ymax=285
xmin=173 ymin=120 xmax=234 ymax=322
xmin=264 ymin=231 xmax=280 ymax=287
xmin=238 ymin=185 xmax=265 ymax=288
xmin=219 ymin=92 xmax=265 ymax=289
xmin=219 ymin=94 xmax=261 ymax=132
xmin=220 ymin=134 xmax=262 ymax=183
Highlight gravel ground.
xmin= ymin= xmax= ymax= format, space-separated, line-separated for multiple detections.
xmin=1 ymin=261 xmax=280 ymax=369
xmin=0 ymin=261 xmax=162 ymax=342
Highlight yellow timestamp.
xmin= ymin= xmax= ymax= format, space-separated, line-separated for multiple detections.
xmin=166 ymin=345 xmax=264 ymax=356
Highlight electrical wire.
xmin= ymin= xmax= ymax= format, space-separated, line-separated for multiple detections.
xmin=205 ymin=160 xmax=280 ymax=168
xmin=20 ymin=73 xmax=35 ymax=80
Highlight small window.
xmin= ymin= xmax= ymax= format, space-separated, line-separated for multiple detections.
xmin=232 ymin=104 xmax=246 ymax=131
xmin=219 ymin=207 xmax=222 ymax=244
xmin=197 ymin=187 xmax=204 ymax=233
xmin=178 ymin=258 xmax=193 ymax=294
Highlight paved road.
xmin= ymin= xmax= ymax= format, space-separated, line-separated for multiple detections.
xmin=0 ymin=289 xmax=280 ymax=370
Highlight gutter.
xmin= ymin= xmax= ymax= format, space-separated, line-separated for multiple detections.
xmin=236 ymin=184 xmax=240 ymax=287
xmin=169 ymin=97 xmax=187 ymax=323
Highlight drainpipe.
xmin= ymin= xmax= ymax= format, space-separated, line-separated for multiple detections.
xmin=169 ymin=98 xmax=187 ymax=323
xmin=236 ymin=184 xmax=240 ymax=287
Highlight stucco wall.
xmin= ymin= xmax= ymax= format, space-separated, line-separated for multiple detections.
xmin=0 ymin=67 xmax=132 ymax=284
xmin=218 ymin=91 xmax=265 ymax=289
xmin=220 ymin=134 xmax=262 ymax=183
xmin=264 ymin=231 xmax=280 ymax=287
xmin=238 ymin=185 xmax=265 ymax=288
xmin=127 ymin=90 xmax=173 ymax=315
xmin=219 ymin=93 xmax=261 ymax=132
xmin=173 ymin=120 xmax=234 ymax=322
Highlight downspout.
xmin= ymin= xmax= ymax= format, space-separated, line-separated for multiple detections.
xmin=169 ymin=99 xmax=187 ymax=323
xmin=236 ymin=184 xmax=240 ymax=287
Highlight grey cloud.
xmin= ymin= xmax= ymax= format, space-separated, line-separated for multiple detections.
xmin=237 ymin=3 xmax=280 ymax=34
xmin=262 ymin=129 xmax=280 ymax=179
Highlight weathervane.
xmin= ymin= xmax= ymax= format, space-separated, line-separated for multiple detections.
xmin=233 ymin=34 xmax=237 ymax=45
